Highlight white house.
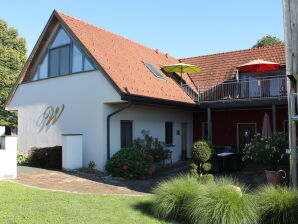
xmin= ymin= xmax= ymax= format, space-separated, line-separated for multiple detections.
xmin=5 ymin=10 xmax=196 ymax=171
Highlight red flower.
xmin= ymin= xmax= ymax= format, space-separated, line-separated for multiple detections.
xmin=122 ymin=165 xmax=129 ymax=170
xmin=138 ymin=176 xmax=145 ymax=180
xmin=135 ymin=161 xmax=140 ymax=165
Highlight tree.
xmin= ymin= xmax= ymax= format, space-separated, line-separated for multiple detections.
xmin=0 ymin=19 xmax=26 ymax=127
xmin=252 ymin=35 xmax=283 ymax=48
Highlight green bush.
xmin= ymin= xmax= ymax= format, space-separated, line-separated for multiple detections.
xmin=192 ymin=140 xmax=213 ymax=163
xmin=256 ymin=185 xmax=298 ymax=224
xmin=190 ymin=140 xmax=214 ymax=177
xmin=106 ymin=147 xmax=152 ymax=179
xmin=186 ymin=178 xmax=258 ymax=224
xmin=133 ymin=130 xmax=171 ymax=162
xmin=152 ymin=175 xmax=201 ymax=220
xmin=199 ymin=174 xmax=214 ymax=184
xmin=17 ymin=154 xmax=29 ymax=165
xmin=28 ymin=146 xmax=62 ymax=169
xmin=202 ymin=162 xmax=212 ymax=172
xmin=243 ymin=132 xmax=287 ymax=170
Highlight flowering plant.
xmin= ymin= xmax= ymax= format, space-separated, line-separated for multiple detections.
xmin=133 ymin=130 xmax=171 ymax=162
xmin=243 ymin=132 xmax=287 ymax=171
xmin=106 ymin=147 xmax=152 ymax=178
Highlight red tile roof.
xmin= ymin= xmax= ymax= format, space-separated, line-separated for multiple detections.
xmin=180 ymin=45 xmax=285 ymax=87
xmin=55 ymin=10 xmax=196 ymax=104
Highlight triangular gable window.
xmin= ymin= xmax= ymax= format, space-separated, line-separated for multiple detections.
xmin=32 ymin=27 xmax=95 ymax=81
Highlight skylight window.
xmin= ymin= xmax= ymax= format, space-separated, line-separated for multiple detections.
xmin=143 ymin=61 xmax=166 ymax=81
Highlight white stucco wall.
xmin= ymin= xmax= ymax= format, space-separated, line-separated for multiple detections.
xmin=104 ymin=104 xmax=193 ymax=167
xmin=8 ymin=70 xmax=121 ymax=170
xmin=8 ymin=70 xmax=194 ymax=171
xmin=0 ymin=136 xmax=17 ymax=179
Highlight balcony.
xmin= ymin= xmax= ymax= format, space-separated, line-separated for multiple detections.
xmin=182 ymin=76 xmax=287 ymax=104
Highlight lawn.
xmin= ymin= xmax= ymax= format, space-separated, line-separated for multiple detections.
xmin=0 ymin=181 xmax=168 ymax=224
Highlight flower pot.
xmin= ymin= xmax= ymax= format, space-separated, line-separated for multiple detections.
xmin=265 ymin=170 xmax=286 ymax=185
xmin=87 ymin=169 xmax=95 ymax=174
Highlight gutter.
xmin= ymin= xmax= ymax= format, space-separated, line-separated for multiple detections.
xmin=107 ymin=100 xmax=132 ymax=160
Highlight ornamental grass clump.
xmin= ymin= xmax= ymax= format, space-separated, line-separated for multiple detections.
xmin=152 ymin=175 xmax=201 ymax=220
xmin=186 ymin=178 xmax=258 ymax=224
xmin=256 ymin=185 xmax=298 ymax=224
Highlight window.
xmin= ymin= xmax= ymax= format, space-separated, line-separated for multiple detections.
xmin=121 ymin=121 xmax=133 ymax=148
xmin=49 ymin=45 xmax=70 ymax=77
xmin=143 ymin=61 xmax=166 ymax=80
xmin=165 ymin=122 xmax=173 ymax=145
xmin=72 ymin=45 xmax=83 ymax=73
xmin=30 ymin=27 xmax=95 ymax=81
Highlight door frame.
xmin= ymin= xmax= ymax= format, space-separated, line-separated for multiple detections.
xmin=236 ymin=123 xmax=257 ymax=150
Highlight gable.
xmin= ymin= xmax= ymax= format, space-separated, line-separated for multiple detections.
xmin=5 ymin=10 xmax=197 ymax=109
xmin=30 ymin=27 xmax=95 ymax=81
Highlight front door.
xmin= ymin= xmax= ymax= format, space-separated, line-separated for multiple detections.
xmin=237 ymin=123 xmax=256 ymax=153
xmin=181 ymin=123 xmax=188 ymax=158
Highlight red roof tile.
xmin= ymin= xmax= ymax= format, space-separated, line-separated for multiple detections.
xmin=180 ymin=45 xmax=285 ymax=87
xmin=55 ymin=10 xmax=196 ymax=104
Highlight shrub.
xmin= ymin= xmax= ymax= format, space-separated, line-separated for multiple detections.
xmin=152 ymin=175 xmax=201 ymax=220
xmin=17 ymin=154 xmax=29 ymax=165
xmin=191 ymin=140 xmax=214 ymax=177
xmin=186 ymin=178 xmax=258 ymax=224
xmin=106 ymin=147 xmax=152 ymax=178
xmin=256 ymin=185 xmax=298 ymax=224
xmin=133 ymin=130 xmax=171 ymax=162
xmin=199 ymin=174 xmax=214 ymax=184
xmin=243 ymin=132 xmax=287 ymax=170
xmin=28 ymin=146 xmax=62 ymax=169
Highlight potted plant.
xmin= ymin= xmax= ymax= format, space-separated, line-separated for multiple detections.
xmin=87 ymin=160 xmax=96 ymax=174
xmin=243 ymin=132 xmax=287 ymax=185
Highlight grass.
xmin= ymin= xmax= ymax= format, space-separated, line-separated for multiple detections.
xmin=152 ymin=175 xmax=201 ymax=220
xmin=256 ymin=185 xmax=298 ymax=224
xmin=0 ymin=181 xmax=169 ymax=224
xmin=186 ymin=178 xmax=258 ymax=224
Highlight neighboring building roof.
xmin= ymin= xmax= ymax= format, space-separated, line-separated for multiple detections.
xmin=55 ymin=11 xmax=197 ymax=104
xmin=180 ymin=45 xmax=285 ymax=87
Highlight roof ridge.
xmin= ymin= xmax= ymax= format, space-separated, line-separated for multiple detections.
xmin=55 ymin=10 xmax=177 ymax=61
xmin=179 ymin=44 xmax=285 ymax=60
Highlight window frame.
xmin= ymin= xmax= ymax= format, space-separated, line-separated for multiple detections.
xmin=165 ymin=121 xmax=174 ymax=146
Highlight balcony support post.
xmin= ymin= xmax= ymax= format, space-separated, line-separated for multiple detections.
xmin=207 ymin=107 xmax=212 ymax=142
xmin=272 ymin=104 xmax=277 ymax=134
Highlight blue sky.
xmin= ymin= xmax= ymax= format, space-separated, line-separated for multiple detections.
xmin=1 ymin=0 xmax=284 ymax=58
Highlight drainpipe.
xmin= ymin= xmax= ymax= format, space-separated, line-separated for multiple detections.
xmin=107 ymin=100 xmax=132 ymax=160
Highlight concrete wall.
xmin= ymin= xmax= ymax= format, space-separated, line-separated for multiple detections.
xmin=0 ymin=136 xmax=17 ymax=179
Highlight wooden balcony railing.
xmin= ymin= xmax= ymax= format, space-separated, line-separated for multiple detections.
xmin=182 ymin=76 xmax=287 ymax=103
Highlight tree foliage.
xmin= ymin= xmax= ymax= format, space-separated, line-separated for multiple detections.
xmin=252 ymin=35 xmax=283 ymax=48
xmin=0 ymin=19 xmax=26 ymax=127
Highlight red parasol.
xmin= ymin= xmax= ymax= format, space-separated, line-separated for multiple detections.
xmin=236 ymin=59 xmax=281 ymax=72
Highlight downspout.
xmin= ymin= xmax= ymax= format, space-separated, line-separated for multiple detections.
xmin=107 ymin=100 xmax=132 ymax=160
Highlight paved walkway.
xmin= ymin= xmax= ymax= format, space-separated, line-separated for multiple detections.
xmin=13 ymin=166 xmax=146 ymax=195
xmin=12 ymin=165 xmax=187 ymax=195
